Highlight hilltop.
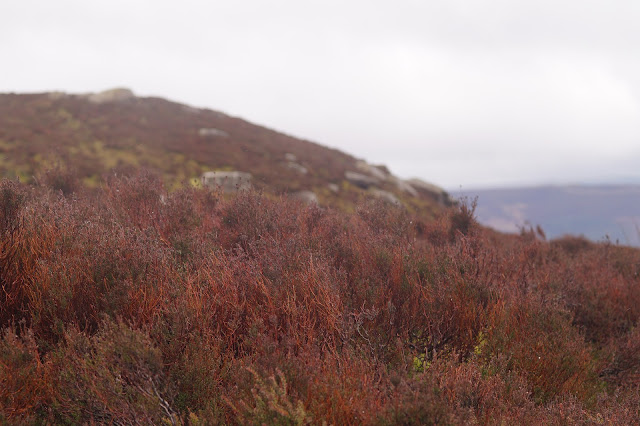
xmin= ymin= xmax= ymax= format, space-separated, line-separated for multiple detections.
xmin=0 ymin=88 xmax=448 ymax=215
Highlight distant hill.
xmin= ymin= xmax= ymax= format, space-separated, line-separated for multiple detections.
xmin=0 ymin=88 xmax=449 ymax=215
xmin=454 ymin=185 xmax=640 ymax=246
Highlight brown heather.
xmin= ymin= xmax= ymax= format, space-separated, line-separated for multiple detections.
xmin=1 ymin=170 xmax=639 ymax=424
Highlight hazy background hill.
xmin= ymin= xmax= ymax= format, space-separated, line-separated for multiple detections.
xmin=455 ymin=185 xmax=640 ymax=246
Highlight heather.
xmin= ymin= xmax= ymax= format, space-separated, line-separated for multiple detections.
xmin=1 ymin=172 xmax=639 ymax=424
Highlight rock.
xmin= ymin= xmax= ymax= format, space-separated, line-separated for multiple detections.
xmin=291 ymin=190 xmax=318 ymax=204
xmin=397 ymin=180 xmax=418 ymax=197
xmin=345 ymin=171 xmax=379 ymax=189
xmin=199 ymin=128 xmax=229 ymax=138
xmin=327 ymin=183 xmax=340 ymax=193
xmin=287 ymin=162 xmax=308 ymax=174
xmin=407 ymin=178 xmax=450 ymax=204
xmin=201 ymin=171 xmax=252 ymax=192
xmin=285 ymin=153 xmax=297 ymax=162
xmin=87 ymin=88 xmax=135 ymax=103
xmin=356 ymin=160 xmax=388 ymax=181
xmin=388 ymin=176 xmax=418 ymax=197
xmin=406 ymin=178 xmax=446 ymax=195
xmin=369 ymin=188 xmax=401 ymax=205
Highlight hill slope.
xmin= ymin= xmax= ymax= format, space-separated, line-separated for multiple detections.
xmin=0 ymin=88 xmax=448 ymax=215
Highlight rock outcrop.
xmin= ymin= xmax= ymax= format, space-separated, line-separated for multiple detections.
xmin=291 ymin=190 xmax=319 ymax=204
xmin=345 ymin=171 xmax=379 ymax=189
xmin=201 ymin=171 xmax=252 ymax=193
xmin=86 ymin=88 xmax=135 ymax=103
xmin=356 ymin=160 xmax=388 ymax=181
xmin=369 ymin=188 xmax=401 ymax=205
xmin=386 ymin=176 xmax=417 ymax=197
xmin=407 ymin=178 xmax=450 ymax=204
xmin=287 ymin=162 xmax=308 ymax=174
xmin=199 ymin=128 xmax=229 ymax=138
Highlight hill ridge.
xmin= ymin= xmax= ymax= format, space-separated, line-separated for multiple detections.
xmin=0 ymin=88 xmax=449 ymax=214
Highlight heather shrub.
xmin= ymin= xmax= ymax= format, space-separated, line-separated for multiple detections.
xmin=482 ymin=296 xmax=599 ymax=404
xmin=448 ymin=196 xmax=478 ymax=240
xmin=227 ymin=347 xmax=390 ymax=425
xmin=51 ymin=319 xmax=177 ymax=424
xmin=218 ymin=191 xmax=298 ymax=250
xmin=551 ymin=235 xmax=594 ymax=257
xmin=0 ymin=179 xmax=26 ymax=233
xmin=601 ymin=326 xmax=640 ymax=387
xmin=160 ymin=186 xmax=219 ymax=264
xmin=225 ymin=367 xmax=312 ymax=425
xmin=104 ymin=169 xmax=166 ymax=230
xmin=0 ymin=184 xmax=57 ymax=328
xmin=356 ymin=198 xmax=413 ymax=240
xmin=299 ymin=349 xmax=390 ymax=424
xmin=1 ymin=174 xmax=640 ymax=423
xmin=0 ymin=326 xmax=53 ymax=423
xmin=37 ymin=165 xmax=81 ymax=196
xmin=545 ymin=244 xmax=640 ymax=345
xmin=29 ymin=200 xmax=173 ymax=338
xmin=167 ymin=333 xmax=228 ymax=420
xmin=384 ymin=356 xmax=539 ymax=425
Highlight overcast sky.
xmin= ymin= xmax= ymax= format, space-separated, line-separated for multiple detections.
xmin=2 ymin=0 xmax=639 ymax=189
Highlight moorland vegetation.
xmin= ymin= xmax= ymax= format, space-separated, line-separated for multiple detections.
xmin=1 ymin=170 xmax=639 ymax=424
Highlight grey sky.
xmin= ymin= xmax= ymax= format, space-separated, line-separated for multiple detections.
xmin=2 ymin=0 xmax=639 ymax=189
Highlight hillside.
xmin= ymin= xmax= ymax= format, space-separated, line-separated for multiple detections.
xmin=0 ymin=88 xmax=448 ymax=215
xmin=455 ymin=185 xmax=640 ymax=246
xmin=3 ymin=89 xmax=640 ymax=424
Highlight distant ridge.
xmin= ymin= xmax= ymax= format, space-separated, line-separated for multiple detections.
xmin=454 ymin=185 xmax=640 ymax=246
